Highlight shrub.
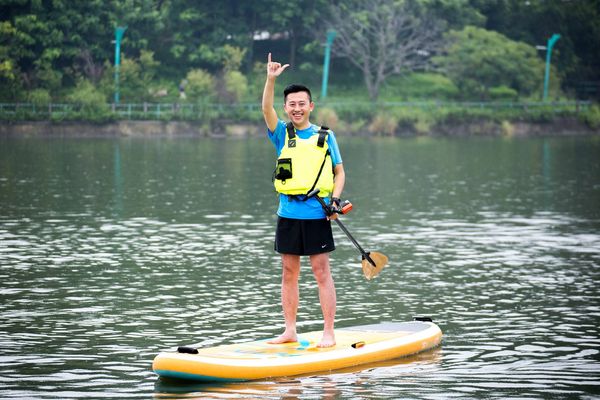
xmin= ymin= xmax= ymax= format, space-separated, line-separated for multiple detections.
xmin=489 ymin=85 xmax=518 ymax=101
xmin=369 ymin=112 xmax=398 ymax=136
xmin=581 ymin=103 xmax=600 ymax=129
xmin=383 ymin=73 xmax=459 ymax=100
xmin=316 ymin=107 xmax=339 ymax=130
xmin=501 ymin=120 xmax=515 ymax=136
xmin=414 ymin=116 xmax=432 ymax=135
xmin=347 ymin=118 xmax=367 ymax=134
xmin=117 ymin=57 xmax=143 ymax=101
xmin=222 ymin=70 xmax=247 ymax=103
xmin=66 ymin=80 xmax=109 ymax=120
xmin=27 ymin=88 xmax=51 ymax=106
xmin=185 ymin=69 xmax=216 ymax=102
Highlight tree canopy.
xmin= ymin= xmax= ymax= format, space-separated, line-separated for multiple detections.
xmin=436 ymin=26 xmax=547 ymax=99
xmin=0 ymin=0 xmax=598 ymax=102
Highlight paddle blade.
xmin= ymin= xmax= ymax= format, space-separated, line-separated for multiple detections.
xmin=361 ymin=252 xmax=388 ymax=280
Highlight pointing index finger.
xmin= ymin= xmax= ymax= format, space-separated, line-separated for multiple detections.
xmin=268 ymin=52 xmax=271 ymax=63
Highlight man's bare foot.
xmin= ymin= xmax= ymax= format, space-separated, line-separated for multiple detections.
xmin=267 ymin=330 xmax=298 ymax=344
xmin=317 ymin=331 xmax=336 ymax=348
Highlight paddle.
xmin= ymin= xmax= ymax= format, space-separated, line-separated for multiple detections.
xmin=307 ymin=189 xmax=388 ymax=280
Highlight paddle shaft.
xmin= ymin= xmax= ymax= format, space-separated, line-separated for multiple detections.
xmin=311 ymin=195 xmax=376 ymax=267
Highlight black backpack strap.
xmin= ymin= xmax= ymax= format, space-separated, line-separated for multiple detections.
xmin=317 ymin=126 xmax=329 ymax=147
xmin=286 ymin=122 xmax=296 ymax=139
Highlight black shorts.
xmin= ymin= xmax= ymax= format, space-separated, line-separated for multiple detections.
xmin=275 ymin=217 xmax=335 ymax=256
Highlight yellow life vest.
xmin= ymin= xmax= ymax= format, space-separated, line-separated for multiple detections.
xmin=273 ymin=123 xmax=335 ymax=197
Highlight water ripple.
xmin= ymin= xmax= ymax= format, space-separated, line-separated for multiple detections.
xmin=1 ymin=137 xmax=599 ymax=398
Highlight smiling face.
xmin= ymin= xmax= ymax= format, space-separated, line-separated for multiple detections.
xmin=283 ymin=91 xmax=314 ymax=130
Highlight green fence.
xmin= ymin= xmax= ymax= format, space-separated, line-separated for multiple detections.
xmin=0 ymin=100 xmax=592 ymax=122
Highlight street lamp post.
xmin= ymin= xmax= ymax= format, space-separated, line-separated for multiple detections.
xmin=321 ymin=29 xmax=336 ymax=100
xmin=114 ymin=26 xmax=127 ymax=104
xmin=542 ymin=33 xmax=560 ymax=101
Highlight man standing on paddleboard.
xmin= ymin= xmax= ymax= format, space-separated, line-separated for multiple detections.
xmin=262 ymin=53 xmax=346 ymax=348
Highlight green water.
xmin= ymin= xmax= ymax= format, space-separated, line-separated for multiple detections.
xmin=1 ymin=135 xmax=599 ymax=399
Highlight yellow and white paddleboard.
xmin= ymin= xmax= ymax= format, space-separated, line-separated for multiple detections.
xmin=153 ymin=320 xmax=442 ymax=382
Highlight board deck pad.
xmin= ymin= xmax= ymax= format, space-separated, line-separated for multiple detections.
xmin=153 ymin=321 xmax=442 ymax=382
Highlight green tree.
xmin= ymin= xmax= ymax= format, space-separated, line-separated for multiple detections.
xmin=0 ymin=20 xmax=23 ymax=100
xmin=417 ymin=0 xmax=486 ymax=28
xmin=328 ymin=0 xmax=446 ymax=100
xmin=435 ymin=26 xmax=547 ymax=99
xmin=217 ymin=45 xmax=248 ymax=104
xmin=0 ymin=0 xmax=114 ymax=95
xmin=470 ymin=0 xmax=600 ymax=99
xmin=151 ymin=1 xmax=254 ymax=72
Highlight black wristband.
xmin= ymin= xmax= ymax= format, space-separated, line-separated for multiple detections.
xmin=331 ymin=197 xmax=341 ymax=206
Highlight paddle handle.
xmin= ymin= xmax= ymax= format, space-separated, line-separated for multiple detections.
xmin=333 ymin=219 xmax=376 ymax=267
xmin=307 ymin=189 xmax=377 ymax=267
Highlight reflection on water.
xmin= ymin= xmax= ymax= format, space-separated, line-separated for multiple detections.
xmin=0 ymin=136 xmax=599 ymax=399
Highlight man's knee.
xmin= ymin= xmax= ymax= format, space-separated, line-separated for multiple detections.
xmin=310 ymin=254 xmax=332 ymax=282
xmin=281 ymin=254 xmax=301 ymax=279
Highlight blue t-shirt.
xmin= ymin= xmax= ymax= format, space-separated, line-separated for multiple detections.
xmin=268 ymin=120 xmax=343 ymax=219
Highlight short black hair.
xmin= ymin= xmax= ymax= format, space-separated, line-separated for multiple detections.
xmin=283 ymin=84 xmax=312 ymax=103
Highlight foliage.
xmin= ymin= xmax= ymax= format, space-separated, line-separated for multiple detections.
xmin=381 ymin=73 xmax=459 ymax=100
xmin=368 ymin=112 xmax=398 ymax=136
xmin=327 ymin=0 xmax=445 ymax=101
xmin=221 ymin=45 xmax=247 ymax=72
xmin=27 ymin=88 xmax=51 ymax=105
xmin=489 ymin=85 xmax=518 ymax=101
xmin=138 ymin=50 xmax=160 ymax=86
xmin=221 ymin=70 xmax=248 ymax=104
xmin=413 ymin=115 xmax=434 ymax=135
xmin=67 ymin=80 xmax=107 ymax=104
xmin=501 ymin=120 xmax=515 ymax=137
xmin=435 ymin=26 xmax=547 ymax=99
xmin=185 ymin=69 xmax=216 ymax=102
xmin=315 ymin=107 xmax=340 ymax=131
xmin=471 ymin=0 xmax=600 ymax=99
xmin=66 ymin=79 xmax=110 ymax=120
xmin=0 ymin=0 xmax=598 ymax=106
xmin=0 ymin=20 xmax=23 ymax=100
xmin=116 ymin=57 xmax=143 ymax=101
xmin=580 ymin=104 xmax=600 ymax=129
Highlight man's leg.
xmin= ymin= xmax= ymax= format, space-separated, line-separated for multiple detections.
xmin=268 ymin=253 xmax=301 ymax=344
xmin=310 ymin=252 xmax=336 ymax=348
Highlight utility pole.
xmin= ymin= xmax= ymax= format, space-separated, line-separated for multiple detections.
xmin=114 ymin=26 xmax=127 ymax=104
xmin=321 ymin=29 xmax=336 ymax=100
xmin=543 ymin=33 xmax=560 ymax=101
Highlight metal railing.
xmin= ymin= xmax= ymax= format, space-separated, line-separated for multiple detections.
xmin=0 ymin=100 xmax=592 ymax=120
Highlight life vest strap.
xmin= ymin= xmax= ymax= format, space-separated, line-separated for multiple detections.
xmin=317 ymin=125 xmax=329 ymax=147
xmin=305 ymin=148 xmax=331 ymax=197
xmin=286 ymin=122 xmax=296 ymax=139
xmin=286 ymin=122 xmax=329 ymax=145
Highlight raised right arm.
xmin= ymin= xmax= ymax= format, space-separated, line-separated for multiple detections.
xmin=262 ymin=53 xmax=289 ymax=132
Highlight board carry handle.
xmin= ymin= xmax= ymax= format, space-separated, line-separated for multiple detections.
xmin=413 ymin=316 xmax=433 ymax=322
xmin=177 ymin=346 xmax=199 ymax=354
xmin=307 ymin=189 xmax=377 ymax=268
